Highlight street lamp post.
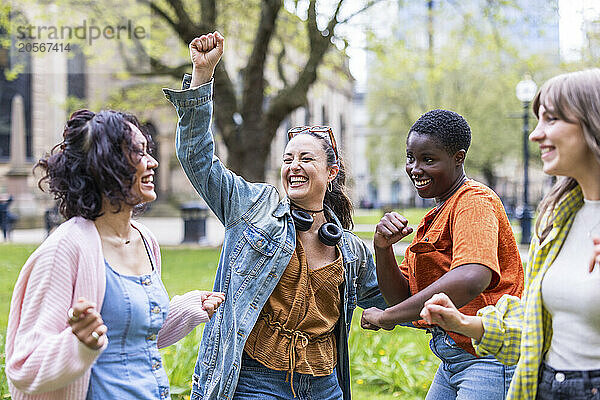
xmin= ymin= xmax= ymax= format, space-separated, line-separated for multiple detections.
xmin=515 ymin=77 xmax=537 ymax=245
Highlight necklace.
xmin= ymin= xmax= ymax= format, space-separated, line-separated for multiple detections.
xmin=96 ymin=221 xmax=134 ymax=245
xmin=436 ymin=175 xmax=468 ymax=208
xmin=105 ymin=232 xmax=132 ymax=245
xmin=290 ymin=202 xmax=324 ymax=216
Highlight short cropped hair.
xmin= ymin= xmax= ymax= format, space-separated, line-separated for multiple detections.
xmin=36 ymin=109 xmax=153 ymax=220
xmin=408 ymin=109 xmax=471 ymax=155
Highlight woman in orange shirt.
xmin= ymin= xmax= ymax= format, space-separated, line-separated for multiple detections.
xmin=361 ymin=109 xmax=524 ymax=400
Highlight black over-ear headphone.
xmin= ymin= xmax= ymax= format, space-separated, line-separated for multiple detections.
xmin=291 ymin=209 xmax=343 ymax=246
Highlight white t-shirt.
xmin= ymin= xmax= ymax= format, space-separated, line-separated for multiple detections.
xmin=541 ymin=199 xmax=600 ymax=370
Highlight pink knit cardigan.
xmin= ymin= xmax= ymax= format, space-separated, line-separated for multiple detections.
xmin=6 ymin=216 xmax=209 ymax=399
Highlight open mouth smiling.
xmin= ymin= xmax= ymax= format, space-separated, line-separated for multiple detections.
xmin=289 ymin=176 xmax=308 ymax=186
xmin=413 ymin=178 xmax=431 ymax=188
xmin=540 ymin=146 xmax=555 ymax=159
xmin=141 ymin=175 xmax=154 ymax=184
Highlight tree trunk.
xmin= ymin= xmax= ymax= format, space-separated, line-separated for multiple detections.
xmin=137 ymin=0 xmax=380 ymax=181
xmin=225 ymin=123 xmax=273 ymax=182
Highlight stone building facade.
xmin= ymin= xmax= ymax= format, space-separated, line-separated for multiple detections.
xmin=0 ymin=8 xmax=355 ymax=225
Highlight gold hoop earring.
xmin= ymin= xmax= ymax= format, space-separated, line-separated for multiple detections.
xmin=327 ymin=180 xmax=333 ymax=192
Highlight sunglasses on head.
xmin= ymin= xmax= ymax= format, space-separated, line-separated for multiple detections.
xmin=287 ymin=125 xmax=339 ymax=161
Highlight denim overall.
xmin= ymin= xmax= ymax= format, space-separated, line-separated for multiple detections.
xmin=86 ymin=239 xmax=171 ymax=399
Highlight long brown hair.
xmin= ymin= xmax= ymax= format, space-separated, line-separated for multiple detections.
xmin=533 ymin=69 xmax=600 ymax=241
xmin=306 ymin=132 xmax=354 ymax=230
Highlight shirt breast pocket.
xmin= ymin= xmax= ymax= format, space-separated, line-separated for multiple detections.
xmin=408 ymin=229 xmax=452 ymax=273
xmin=230 ymin=225 xmax=277 ymax=277
xmin=409 ymin=229 xmax=450 ymax=253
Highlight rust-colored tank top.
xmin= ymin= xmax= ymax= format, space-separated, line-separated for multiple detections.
xmin=244 ymin=238 xmax=344 ymax=378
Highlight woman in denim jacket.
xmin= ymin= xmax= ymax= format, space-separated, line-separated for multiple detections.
xmin=163 ymin=32 xmax=386 ymax=400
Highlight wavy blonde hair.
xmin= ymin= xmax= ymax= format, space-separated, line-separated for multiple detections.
xmin=533 ymin=69 xmax=600 ymax=242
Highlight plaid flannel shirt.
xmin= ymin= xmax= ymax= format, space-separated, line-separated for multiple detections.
xmin=473 ymin=186 xmax=583 ymax=400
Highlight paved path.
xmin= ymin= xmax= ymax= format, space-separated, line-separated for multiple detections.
xmin=6 ymin=217 xmax=223 ymax=247
xmin=4 ymin=217 xmax=529 ymax=261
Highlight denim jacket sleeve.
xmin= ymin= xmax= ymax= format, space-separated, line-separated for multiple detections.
xmin=349 ymin=233 xmax=388 ymax=310
xmin=163 ymin=81 xmax=277 ymax=226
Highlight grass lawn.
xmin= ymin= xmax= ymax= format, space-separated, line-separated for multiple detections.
xmin=353 ymin=208 xmax=429 ymax=243
xmin=353 ymin=208 xmax=430 ymax=227
xmin=0 ymin=244 xmax=438 ymax=399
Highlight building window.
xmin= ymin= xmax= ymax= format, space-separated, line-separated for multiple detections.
xmin=0 ymin=43 xmax=9 ymax=160
xmin=338 ymin=114 xmax=345 ymax=149
xmin=0 ymin=15 xmax=33 ymax=162
xmin=67 ymin=45 xmax=86 ymax=100
xmin=391 ymin=180 xmax=401 ymax=207
xmin=368 ymin=181 xmax=378 ymax=207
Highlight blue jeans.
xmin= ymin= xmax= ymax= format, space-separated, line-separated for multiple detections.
xmin=537 ymin=362 xmax=600 ymax=400
xmin=232 ymin=352 xmax=343 ymax=400
xmin=425 ymin=328 xmax=514 ymax=400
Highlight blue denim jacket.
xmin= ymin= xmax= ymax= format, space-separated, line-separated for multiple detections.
xmin=163 ymin=80 xmax=386 ymax=400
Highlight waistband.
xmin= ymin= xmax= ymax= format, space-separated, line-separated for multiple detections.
xmin=540 ymin=362 xmax=600 ymax=380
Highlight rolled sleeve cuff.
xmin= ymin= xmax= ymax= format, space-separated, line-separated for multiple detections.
xmin=472 ymin=304 xmax=504 ymax=356
xmin=162 ymin=79 xmax=213 ymax=108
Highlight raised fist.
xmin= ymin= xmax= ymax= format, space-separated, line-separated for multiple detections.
xmin=373 ymin=212 xmax=413 ymax=249
xmin=189 ymin=31 xmax=224 ymax=86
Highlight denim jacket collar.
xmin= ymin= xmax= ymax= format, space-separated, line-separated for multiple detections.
xmin=272 ymin=197 xmax=290 ymax=218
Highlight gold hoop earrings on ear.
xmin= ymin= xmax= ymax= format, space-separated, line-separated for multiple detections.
xmin=328 ymin=180 xmax=333 ymax=192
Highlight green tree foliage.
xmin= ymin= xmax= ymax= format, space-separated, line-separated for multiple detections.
xmin=111 ymin=0 xmax=383 ymax=181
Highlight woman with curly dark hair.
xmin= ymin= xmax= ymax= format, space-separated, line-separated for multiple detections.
xmin=5 ymin=109 xmax=224 ymax=400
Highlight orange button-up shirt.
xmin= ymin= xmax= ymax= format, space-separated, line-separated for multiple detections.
xmin=400 ymin=180 xmax=524 ymax=355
